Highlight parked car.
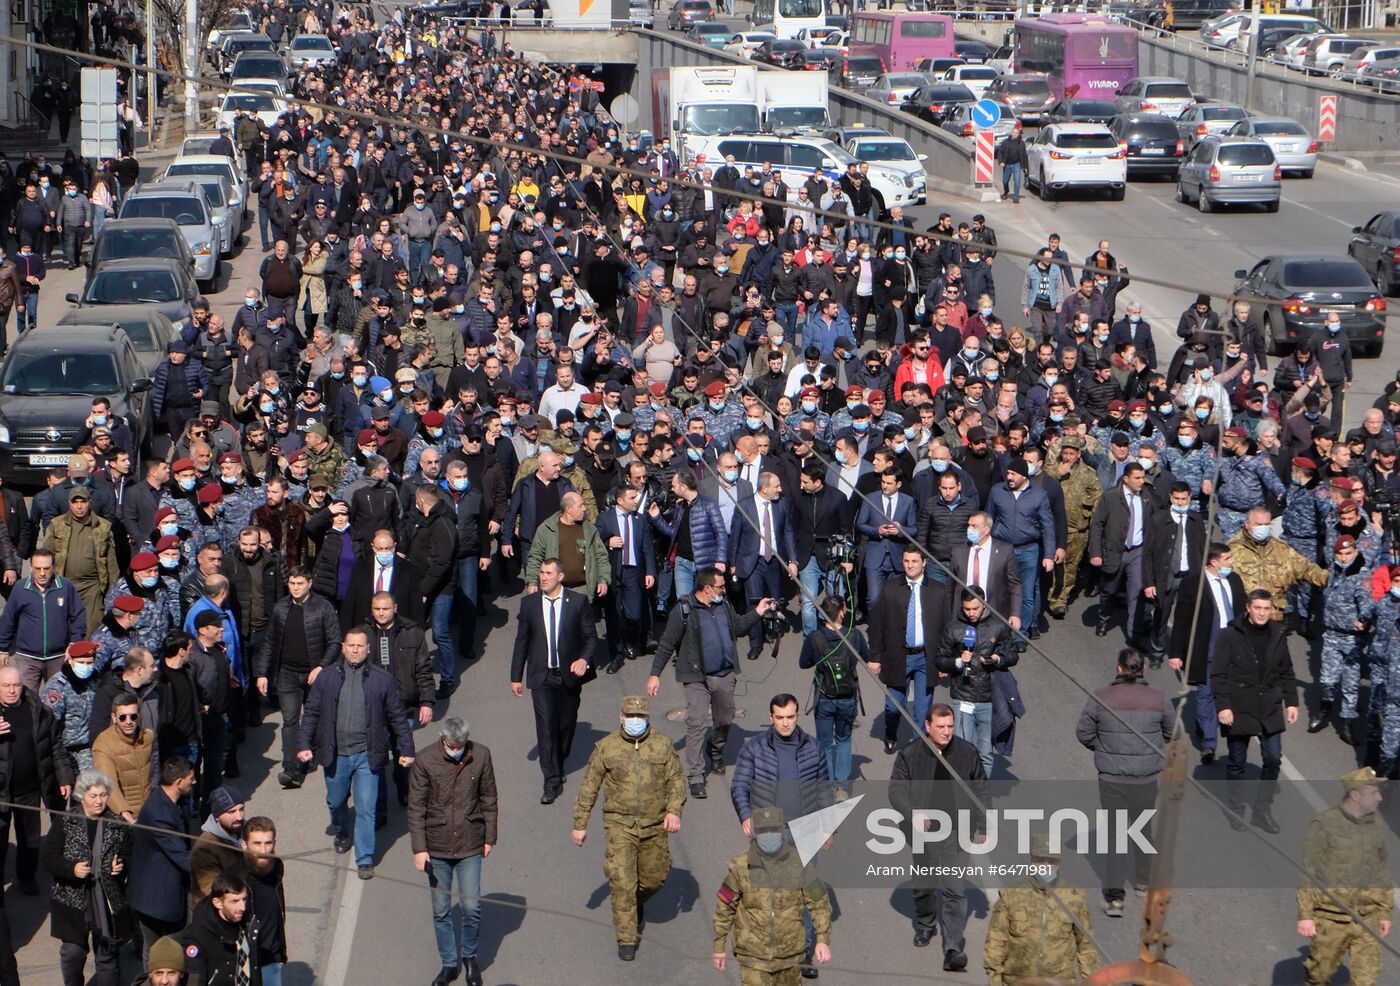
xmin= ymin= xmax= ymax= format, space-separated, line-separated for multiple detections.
xmin=914 ymin=57 xmax=966 ymax=76
xmin=938 ymin=64 xmax=999 ymax=99
xmin=753 ymin=38 xmax=810 ymax=67
xmin=86 ymin=219 xmax=195 ymax=286
xmin=1232 ymin=14 xmax=1333 ymax=53
xmin=900 ymin=82 xmax=976 ymax=125
xmin=284 ymin=33 xmax=336 ymax=70
xmin=1140 ymin=0 xmax=1239 ymax=31
xmin=1113 ymin=77 xmax=1195 ymax=118
xmin=1348 ymin=211 xmax=1400 ymax=296
xmin=1027 ymin=123 xmax=1127 ymax=201
xmin=866 ymin=72 xmax=928 ymax=105
xmin=156 ymin=174 xmax=239 ymax=256
xmin=940 ymin=99 xmax=1017 ymax=142
xmin=1360 ymin=57 xmax=1400 ymax=93
xmin=983 ymin=74 xmax=1055 ymax=123
xmin=1223 ymin=117 xmax=1316 ymax=177
xmin=666 ymin=0 xmax=713 ymax=30
xmin=116 ymin=181 xmax=224 ymax=288
xmin=724 ymin=31 xmax=777 ymax=58
xmin=216 ymin=91 xmax=287 ymax=130
xmin=628 ymin=1 xmax=655 ymax=28
xmin=1043 ymin=98 xmax=1119 ymax=126
xmin=1257 ymin=27 xmax=1309 ymax=61
xmin=954 ymin=39 xmax=995 ymax=63
xmin=0 ymin=324 xmax=155 ymax=484
xmin=60 ymin=265 xmax=187 ymax=374
xmin=1267 ymin=31 xmax=1316 ymax=68
xmin=686 ymin=21 xmax=732 ymax=48
xmin=1301 ymin=35 xmax=1375 ymax=75
xmin=1233 ymin=254 xmax=1387 ymax=355
xmin=164 ymin=154 xmax=249 ymax=222
xmin=1108 ymin=112 xmax=1186 ymax=179
xmin=795 ymin=26 xmax=843 ymax=47
xmin=1175 ymin=136 xmax=1280 ymax=213
xmin=1174 ymin=102 xmax=1249 ymax=150
xmin=1336 ymin=43 xmax=1400 ymax=80
xmin=829 ymin=54 xmax=883 ymax=90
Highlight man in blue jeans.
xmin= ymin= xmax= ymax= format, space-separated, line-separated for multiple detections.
xmin=409 ymin=717 xmax=497 ymax=986
xmin=986 ymin=457 xmax=1055 ymax=651
xmin=785 ymin=463 xmax=851 ymax=636
xmin=298 ymin=627 xmax=416 ymax=880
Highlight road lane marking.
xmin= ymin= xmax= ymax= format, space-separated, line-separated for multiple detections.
xmin=325 ymin=863 xmax=364 ymax=983
xmin=1279 ymin=754 xmax=1329 ymax=812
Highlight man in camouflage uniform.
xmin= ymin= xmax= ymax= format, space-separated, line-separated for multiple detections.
xmin=701 ymin=380 xmax=745 ymax=448
xmin=712 ymin=805 xmax=833 ymax=984
xmin=46 ymin=486 xmax=119 ymax=636
xmin=1309 ymin=535 xmax=1376 ymax=745
xmin=572 ymin=696 xmax=686 ymax=962
xmin=1214 ymin=427 xmax=1285 ymax=541
xmin=1364 ymin=568 xmax=1400 ymax=776
xmin=1298 ymin=766 xmax=1394 ymax=986
xmin=1281 ymin=457 xmax=1328 ymax=631
xmin=102 ymin=553 xmax=180 ymax=656
xmin=214 ymin=452 xmax=268 ymax=531
xmin=1227 ymin=508 xmax=1329 ymax=622
xmin=1048 ymin=435 xmax=1101 ymax=618
xmin=984 ymin=836 xmax=1100 ymax=986
xmin=1162 ymin=419 xmax=1215 ymax=512
xmin=90 ymin=593 xmax=144 ymax=673
xmin=785 ymin=387 xmax=834 ymax=452
xmin=302 ymin=424 xmax=350 ymax=491
xmin=41 ymin=640 xmax=102 ymax=772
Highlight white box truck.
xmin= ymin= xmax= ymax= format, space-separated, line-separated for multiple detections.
xmin=757 ymin=71 xmax=831 ymax=132
xmin=651 ymin=66 xmax=762 ymax=163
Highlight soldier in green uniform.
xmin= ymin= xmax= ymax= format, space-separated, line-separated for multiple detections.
xmin=1048 ymin=434 xmax=1102 ymax=618
xmin=712 ymin=806 xmax=833 ymax=984
xmin=1299 ymin=766 xmax=1394 ymax=986
xmin=984 ymin=836 xmax=1100 ymax=986
xmin=572 ymin=695 xmax=686 ymax=962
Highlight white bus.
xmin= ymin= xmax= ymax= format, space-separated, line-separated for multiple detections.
xmin=750 ymin=0 xmax=826 ymax=40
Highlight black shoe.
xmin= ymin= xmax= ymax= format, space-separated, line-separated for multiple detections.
xmin=1337 ymin=718 xmax=1357 ymax=746
xmin=801 ymin=964 xmax=818 ymax=979
xmin=746 ymin=647 xmax=763 ymax=661
xmin=1308 ymin=701 xmax=1332 ymax=733
xmin=620 ymin=643 xmax=637 ymax=662
xmin=277 ymin=770 xmax=303 ymax=790
xmin=432 ymin=963 xmax=461 ymax=986
xmin=1028 ymin=626 xmax=1041 ymax=640
xmin=1224 ymin=805 xmax=1248 ymax=832
xmin=1095 ymin=620 xmax=1111 ymax=637
xmin=435 ymin=683 xmax=453 ymax=700
xmin=689 ymin=782 xmax=707 ymax=799
xmin=943 ymin=948 xmax=967 ymax=972
xmin=1251 ymin=808 xmax=1280 ymax=834
xmin=223 ymin=758 xmax=241 ymax=779
xmin=1199 ymin=749 xmax=1215 ymax=766
xmin=708 ymin=754 xmax=726 ymax=776
xmin=883 ymin=737 xmax=898 ymax=755
xmin=617 ymin=944 xmax=637 ymax=961
xmin=605 ymin=657 xmax=625 ymax=675
xmin=913 ymin=928 xmax=934 ymax=948
xmin=357 ymin=864 xmax=375 ymax=880
xmin=462 ymin=956 xmax=481 ymax=986
xmin=334 ymin=834 xmax=353 ymax=854
xmin=1049 ymin=606 xmax=1067 ymax=620
xmin=541 ymin=787 xmax=558 ymax=805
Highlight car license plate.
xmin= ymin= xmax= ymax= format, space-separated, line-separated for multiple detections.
xmin=30 ymin=454 xmax=70 ymax=466
xmin=1141 ymin=147 xmax=1166 ymax=155
xmin=1236 ymin=173 xmax=1262 ymax=182
xmin=1278 ymin=143 xmax=1296 ymax=152
xmin=1078 ymin=157 xmax=1100 ymax=165
xmin=1319 ymin=306 xmax=1350 ymax=313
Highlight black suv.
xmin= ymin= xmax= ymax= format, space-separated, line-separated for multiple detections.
xmin=0 ymin=323 xmax=154 ymax=484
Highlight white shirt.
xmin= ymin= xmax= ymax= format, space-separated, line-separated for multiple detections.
xmin=1207 ymin=573 xmax=1233 ymax=629
xmin=543 ymin=589 xmax=564 ymax=667
xmin=907 ymin=579 xmax=924 ymax=648
xmin=967 ymin=542 xmax=988 ymax=593
xmin=1125 ymin=490 xmax=1143 ymax=549
xmin=1175 ymin=513 xmax=1190 ymax=573
xmin=614 ymin=507 xmax=634 ymax=567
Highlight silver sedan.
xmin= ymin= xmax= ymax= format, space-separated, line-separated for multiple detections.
xmin=1224 ymin=116 xmax=1318 ymax=178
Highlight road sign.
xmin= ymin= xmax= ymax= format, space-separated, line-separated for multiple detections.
xmin=974 ymin=130 xmax=995 ymax=185
xmin=80 ymin=67 xmax=119 ymax=161
xmin=971 ymin=98 xmax=1002 ymax=130
xmin=1319 ymin=94 xmax=1337 ymax=142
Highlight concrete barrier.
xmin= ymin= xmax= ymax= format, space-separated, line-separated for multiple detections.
xmin=631 ymin=29 xmax=980 ymax=198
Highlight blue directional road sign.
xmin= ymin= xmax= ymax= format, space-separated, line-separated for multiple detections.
xmin=971 ymin=98 xmax=1002 ymax=130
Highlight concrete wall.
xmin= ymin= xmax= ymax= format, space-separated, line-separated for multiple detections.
xmin=631 ymin=29 xmax=979 ymax=197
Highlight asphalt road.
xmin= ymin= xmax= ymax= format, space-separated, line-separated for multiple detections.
xmin=6 ymin=149 xmax=1398 ymax=985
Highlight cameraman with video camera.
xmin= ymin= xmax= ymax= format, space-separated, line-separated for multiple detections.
xmin=785 ymin=462 xmax=853 ymax=637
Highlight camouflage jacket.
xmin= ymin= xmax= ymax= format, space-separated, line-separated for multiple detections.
xmin=1057 ymin=461 xmax=1102 ymax=535
xmin=40 ymin=669 xmax=98 ymax=753
xmin=1225 ymin=532 xmax=1329 ymax=620
xmin=102 ymin=578 xmax=180 ymax=656
xmin=1163 ymin=445 xmax=1215 ymax=506
xmin=713 ymin=846 xmax=833 ymax=971
xmin=1364 ymin=593 xmax=1400 ymax=666
xmin=1322 ymin=558 xmax=1374 ymax=636
xmin=984 ymin=878 xmax=1100 ymax=986
xmin=1298 ymin=803 xmax=1395 ymax=921
xmin=1281 ymin=479 xmax=1329 ymax=546
xmin=572 ymin=726 xmax=686 ymax=831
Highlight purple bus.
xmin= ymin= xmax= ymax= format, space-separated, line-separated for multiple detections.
xmin=1014 ymin=14 xmax=1139 ymax=102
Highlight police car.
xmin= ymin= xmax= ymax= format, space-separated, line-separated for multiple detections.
xmin=689 ymin=132 xmax=926 ymax=212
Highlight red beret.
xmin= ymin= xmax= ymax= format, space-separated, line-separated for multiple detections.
xmin=1107 ymin=400 xmax=1125 ymax=412
xmin=287 ymin=449 xmax=307 ymax=464
xmin=580 ymin=392 xmax=601 ymax=405
xmin=800 ymin=387 xmax=820 ymax=399
xmin=217 ymin=452 xmax=242 ymax=465
xmin=130 ymin=552 xmax=158 ymax=571
xmin=844 ymin=385 xmax=863 ymax=398
xmin=356 ymin=429 xmax=375 ymax=446
xmin=1293 ymin=456 xmax=1317 ymax=471
xmin=649 ymin=383 xmax=667 ymax=396
xmin=171 ymin=458 xmax=196 ymax=473
xmin=868 ymin=390 xmax=886 ymax=401
xmin=421 ymin=411 xmax=446 ymax=427
xmin=113 ymin=595 xmax=145 ymax=614
xmin=704 ymin=381 xmax=727 ymax=398
xmin=155 ymin=535 xmax=181 ymax=553
xmin=155 ymin=506 xmax=176 ymax=523
xmin=196 ymin=485 xmax=223 ymax=505
xmin=1224 ymin=426 xmax=1248 ymax=439
xmin=1334 ymin=535 xmax=1357 ymax=553
xmin=68 ymin=641 xmax=99 ymax=659
xmin=1332 ymin=476 xmax=1361 ymax=492
xmin=1127 ymin=400 xmax=1148 ymax=412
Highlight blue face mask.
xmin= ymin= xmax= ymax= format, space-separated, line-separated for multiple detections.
xmin=138 ymin=574 xmax=159 ymax=589
xmin=1171 ymin=503 xmax=1190 ymax=516
xmin=980 ymin=307 xmax=993 ymax=317
xmin=178 ymin=477 xmax=196 ymax=492
xmin=723 ymin=470 xmax=739 ymax=483
xmin=563 ymin=455 xmax=575 ymax=468
xmin=1195 ymin=407 xmax=1210 ymax=421
xmin=1049 ymin=413 xmax=1064 ymax=424
xmin=623 ymin=716 xmax=648 ymax=738
xmin=1178 ymin=435 xmax=1195 ymax=449
xmin=160 ymin=522 xmax=179 ymax=536
xmin=687 ymin=448 xmax=702 ymax=462
xmin=835 ymin=451 xmax=849 ymax=465
xmin=1159 ymin=404 xmax=1174 ymax=416
xmin=1129 ymin=314 xmax=1141 ymax=323
xmin=746 ymin=418 xmax=763 ymax=430
xmin=71 ymin=662 xmax=96 ymax=680
xmin=160 ymin=555 xmax=180 ymax=569
xmin=1251 ymin=525 xmax=1271 ymax=542
xmin=1218 ymin=565 xmax=1233 ymax=578
xmin=92 ymin=414 xmax=108 ymax=426
xmin=710 ymin=399 xmax=726 ymax=411
xmin=1327 ymin=321 xmax=1341 ymax=333
xmin=260 ymin=401 xmax=276 ymax=414
xmin=1200 ymin=369 xmax=1213 ymax=382
xmin=985 ymin=371 xmax=999 ymax=382
xmin=331 ymin=370 xmax=346 ymax=380
xmin=375 ymin=550 xmax=395 ymax=567
xmin=245 ymin=297 xmax=257 ymax=308
xmin=1391 ymin=585 xmax=1400 ymax=599
xmin=450 ymin=477 xmax=470 ymax=492
xmin=756 ymin=832 xmax=784 ymax=854
xmin=802 ymin=401 xmax=818 ymax=414
xmin=1129 ymin=417 xmax=1145 ymax=429
xmin=353 ymin=374 xmax=369 ymax=387
xmin=966 ymin=528 xmax=981 ymax=544
xmin=444 ymin=744 xmax=466 ymax=761
xmin=853 ymin=420 xmax=870 ymax=433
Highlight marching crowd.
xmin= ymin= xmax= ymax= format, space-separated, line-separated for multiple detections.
xmin=0 ymin=0 xmax=1393 ymax=984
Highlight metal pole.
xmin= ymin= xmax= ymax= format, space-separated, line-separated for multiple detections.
xmin=185 ymin=0 xmax=199 ymax=129
xmin=146 ymin=0 xmax=156 ymax=138
xmin=1244 ymin=0 xmax=1260 ymax=111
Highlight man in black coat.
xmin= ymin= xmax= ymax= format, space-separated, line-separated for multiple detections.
xmin=406 ymin=486 xmax=459 ymax=692
xmin=1141 ymin=482 xmax=1206 ymax=669
xmin=0 ymin=664 xmax=71 ymax=895
xmin=362 ymin=591 xmax=434 ymax=823
xmin=340 ymin=529 xmax=425 ymax=630
xmin=784 ymin=461 xmax=852 ymax=638
xmin=1210 ymin=587 xmax=1299 ymax=833
xmin=869 ymin=546 xmax=952 ymax=754
xmin=1170 ymin=544 xmax=1246 ymax=766
xmin=889 ymin=702 xmax=985 ymax=971
xmin=180 ymin=872 xmax=260 ymax=985
xmin=1088 ymin=463 xmax=1155 ymax=645
xmin=510 ymin=558 xmax=596 ymax=804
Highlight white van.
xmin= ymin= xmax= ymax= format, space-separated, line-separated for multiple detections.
xmin=1215 ymin=13 xmax=1332 ymax=52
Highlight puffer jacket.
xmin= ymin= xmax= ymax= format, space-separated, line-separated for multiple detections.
xmin=91 ymin=723 xmax=154 ymax=816
xmin=151 ymin=358 xmax=211 ymax=417
xmin=933 ymin=613 xmax=1018 ymax=705
xmin=729 ymin=725 xmax=828 ymax=823
xmin=407 ymin=738 xmax=499 ymax=859
xmin=653 ymin=493 xmax=728 ymax=569
xmin=1074 ymin=676 xmax=1173 ymax=782
xmin=254 ymin=593 xmax=342 ymax=679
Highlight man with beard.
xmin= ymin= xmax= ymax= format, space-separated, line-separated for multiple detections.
xmin=230 ymin=816 xmax=288 ymax=985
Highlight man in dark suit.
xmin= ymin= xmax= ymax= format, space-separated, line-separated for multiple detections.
xmin=869 ymin=546 xmax=952 ymax=753
xmin=596 ymin=485 xmax=656 ymax=674
xmin=729 ymin=472 xmax=795 ymax=661
xmin=1169 ymin=543 xmax=1245 ymax=766
xmin=1142 ymin=481 xmax=1207 ymax=669
xmin=1089 ymin=463 xmax=1155 ymax=645
xmin=949 ymin=512 xmax=1021 ymax=632
xmin=510 ymin=557 xmax=597 ymax=804
xmin=340 ymin=529 xmax=425 ymax=630
xmin=855 ymin=468 xmax=918 ymax=611
xmin=785 ymin=462 xmax=852 ymax=637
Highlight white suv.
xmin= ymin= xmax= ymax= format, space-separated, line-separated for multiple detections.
xmin=1027 ymin=123 xmax=1127 ymax=202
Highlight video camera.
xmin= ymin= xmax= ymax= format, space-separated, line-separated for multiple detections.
xmin=825 ymin=533 xmax=856 ymax=565
xmin=1370 ymin=486 xmax=1400 ymax=542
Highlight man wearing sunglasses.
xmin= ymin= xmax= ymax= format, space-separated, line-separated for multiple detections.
xmin=92 ymin=691 xmax=154 ymax=824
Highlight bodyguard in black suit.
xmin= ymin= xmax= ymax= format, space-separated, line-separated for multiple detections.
xmin=1088 ymin=463 xmax=1155 ymax=644
xmin=1142 ymin=481 xmax=1207 ymax=667
xmin=339 ymin=530 xmax=425 ymax=630
xmin=948 ymin=515 xmax=1022 ymax=630
xmin=729 ymin=474 xmax=796 ymax=660
xmin=510 ymin=557 xmax=597 ymax=803
xmin=869 ymin=546 xmax=952 ymax=752
xmin=1169 ymin=543 xmax=1246 ymax=765
xmin=596 ymin=486 xmax=656 ymax=673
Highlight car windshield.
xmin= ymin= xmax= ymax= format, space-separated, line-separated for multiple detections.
xmin=2 ymin=351 xmax=121 ymax=396
xmin=1202 ymin=105 xmax=1248 ymax=120
xmin=1253 ymin=120 xmax=1308 ymax=135
xmin=97 ymin=231 xmax=183 ymax=261
xmin=1216 ymin=143 xmax=1275 ymax=165
xmin=680 ymin=105 xmax=760 ymax=135
xmin=291 ymin=36 xmax=332 ymax=51
xmin=1056 ymin=132 xmax=1119 ymax=149
xmin=222 ymin=94 xmax=274 ymax=111
xmin=768 ymin=107 xmax=828 ymax=128
xmin=846 ymin=57 xmax=882 ymax=72
xmin=853 ymin=140 xmax=916 ymax=161
xmin=887 ymin=75 xmax=925 ymax=87
xmin=84 ymin=270 xmax=183 ymax=304
xmin=120 ymin=197 xmax=207 ymax=225
xmin=1069 ymin=100 xmax=1117 ymax=115
xmin=1283 ymin=261 xmax=1373 ymax=288
xmin=1007 ymin=78 xmax=1051 ymax=95
xmin=168 ymin=163 xmax=236 ymax=184
xmin=960 ymin=67 xmax=998 ymax=79
xmin=1145 ymin=82 xmax=1193 ymax=98
xmin=232 ymin=58 xmax=281 ymax=77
